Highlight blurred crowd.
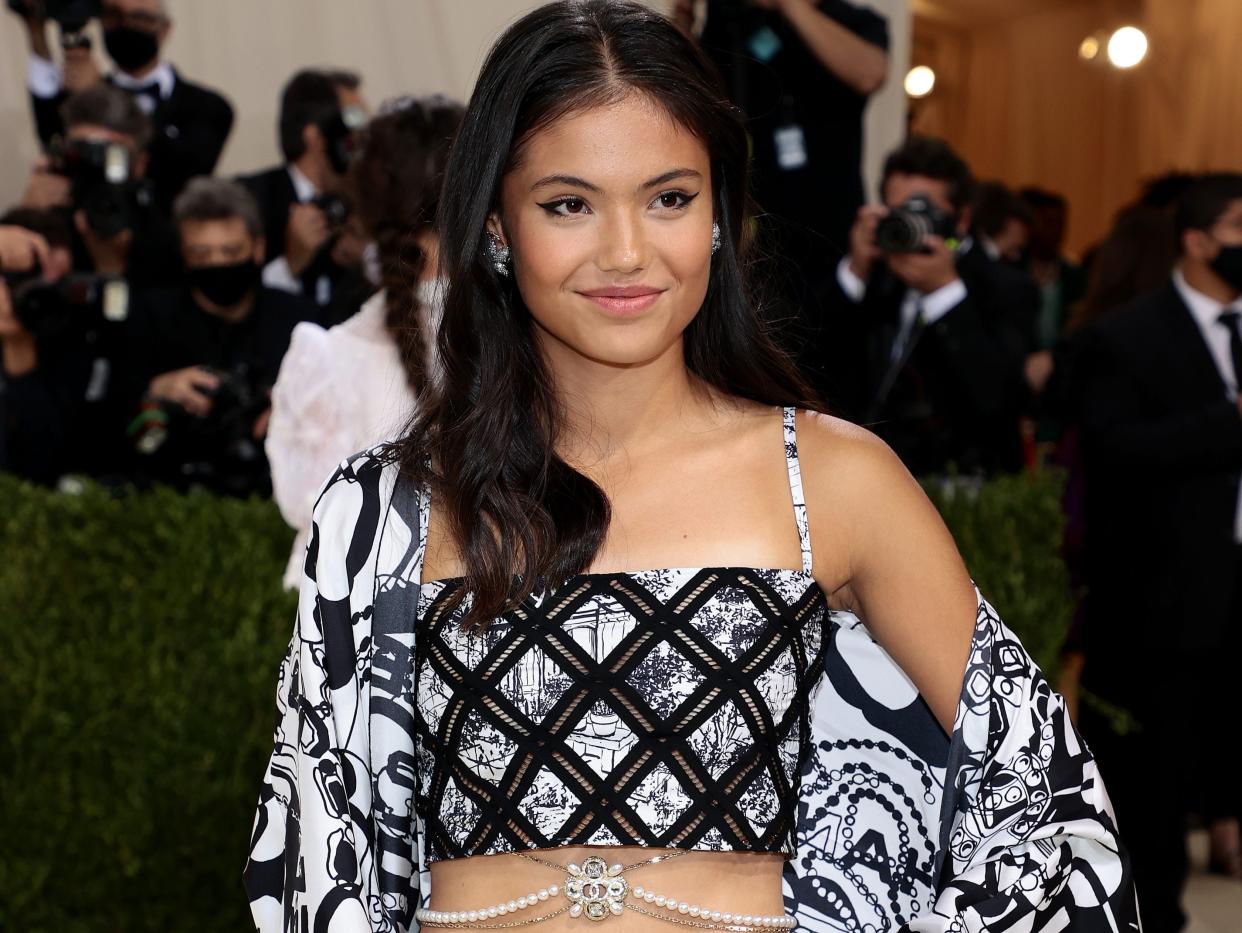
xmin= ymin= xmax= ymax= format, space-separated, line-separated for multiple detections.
xmin=0 ymin=2 xmax=1239 ymax=929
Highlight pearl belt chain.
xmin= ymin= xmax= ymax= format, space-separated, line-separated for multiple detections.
xmin=414 ymin=851 xmax=794 ymax=931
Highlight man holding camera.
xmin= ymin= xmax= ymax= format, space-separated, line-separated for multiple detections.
xmin=20 ymin=83 xmax=179 ymax=290
xmin=238 ymin=69 xmax=371 ymax=320
xmin=819 ymin=136 xmax=1037 ymax=476
xmin=10 ymin=0 xmax=234 ymax=210
xmin=120 ymin=177 xmax=317 ymax=497
xmin=0 ymin=207 xmax=132 ymax=483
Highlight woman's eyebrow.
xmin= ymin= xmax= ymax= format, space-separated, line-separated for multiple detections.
xmin=529 ymin=167 xmax=703 ymax=194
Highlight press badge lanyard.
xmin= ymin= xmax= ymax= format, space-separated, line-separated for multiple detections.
xmin=747 ymin=24 xmax=807 ymax=172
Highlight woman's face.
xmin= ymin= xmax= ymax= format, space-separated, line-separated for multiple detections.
xmin=492 ymin=93 xmax=714 ymax=369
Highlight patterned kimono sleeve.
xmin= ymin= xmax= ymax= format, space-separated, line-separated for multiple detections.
xmin=244 ymin=456 xmax=394 ymax=932
xmin=908 ymin=587 xmax=1141 ymax=932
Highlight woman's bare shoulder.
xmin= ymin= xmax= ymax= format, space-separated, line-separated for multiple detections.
xmin=795 ymin=410 xmax=975 ymax=732
xmin=795 ymin=410 xmax=919 ymax=503
xmin=795 ymin=408 xmax=964 ymax=573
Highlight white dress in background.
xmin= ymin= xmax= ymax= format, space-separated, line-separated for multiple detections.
xmin=266 ymin=280 xmax=444 ymax=589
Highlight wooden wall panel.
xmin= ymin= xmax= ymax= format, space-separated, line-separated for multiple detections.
xmin=909 ymin=0 xmax=1242 ymax=258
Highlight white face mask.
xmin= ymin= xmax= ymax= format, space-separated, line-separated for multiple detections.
xmin=362 ymin=241 xmax=383 ymax=287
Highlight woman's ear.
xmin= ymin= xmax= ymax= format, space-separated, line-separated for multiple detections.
xmin=485 ymin=213 xmax=506 ymax=247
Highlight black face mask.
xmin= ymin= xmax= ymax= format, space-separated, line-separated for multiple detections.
xmin=1210 ymin=243 xmax=1242 ymax=292
xmin=189 ymin=261 xmax=259 ymax=308
xmin=104 ymin=26 xmax=160 ymax=73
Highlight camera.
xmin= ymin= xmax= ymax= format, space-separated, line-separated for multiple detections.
xmin=875 ymin=195 xmax=958 ymax=254
xmin=132 ymin=363 xmax=273 ymax=496
xmin=6 ymin=270 xmax=128 ymax=340
xmin=7 ymin=0 xmax=101 ymax=46
xmin=311 ymin=193 xmax=349 ymax=229
xmin=48 ymin=137 xmax=153 ymax=238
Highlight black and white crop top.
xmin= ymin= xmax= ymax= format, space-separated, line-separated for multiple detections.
xmin=412 ymin=407 xmax=828 ymax=862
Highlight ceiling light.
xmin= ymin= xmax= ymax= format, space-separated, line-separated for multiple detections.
xmin=1107 ymin=26 xmax=1148 ymax=69
xmin=904 ymin=65 xmax=936 ymax=99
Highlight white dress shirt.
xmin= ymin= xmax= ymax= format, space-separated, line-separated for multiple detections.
xmin=28 ymin=54 xmax=175 ymax=114
xmin=1172 ymin=268 xmax=1242 ymax=541
xmin=262 ymin=166 xmax=327 ymax=300
xmin=286 ymin=164 xmax=318 ymax=204
xmin=835 ymin=255 xmax=969 ymax=363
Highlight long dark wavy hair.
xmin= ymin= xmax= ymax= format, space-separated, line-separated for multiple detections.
xmin=346 ymin=95 xmax=464 ymax=389
xmin=397 ymin=0 xmax=817 ymax=629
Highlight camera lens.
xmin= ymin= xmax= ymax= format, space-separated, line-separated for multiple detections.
xmin=876 ymin=213 xmax=928 ymax=253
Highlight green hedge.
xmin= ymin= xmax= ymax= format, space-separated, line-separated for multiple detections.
xmin=0 ymin=468 xmax=1069 ymax=932
xmin=0 ymin=477 xmax=297 ymax=933
xmin=922 ymin=469 xmax=1073 ymax=675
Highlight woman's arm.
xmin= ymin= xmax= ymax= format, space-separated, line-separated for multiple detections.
xmin=770 ymin=0 xmax=888 ymax=96
xmin=797 ymin=412 xmax=1138 ymax=930
xmin=800 ymin=413 xmax=975 ymax=733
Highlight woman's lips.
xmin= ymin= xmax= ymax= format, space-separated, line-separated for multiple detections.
xmin=578 ymin=287 xmax=666 ymax=315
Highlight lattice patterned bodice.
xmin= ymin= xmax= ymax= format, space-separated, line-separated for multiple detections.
xmin=413 ymin=564 xmax=829 ymax=861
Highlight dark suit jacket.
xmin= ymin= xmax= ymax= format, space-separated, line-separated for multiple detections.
xmin=31 ymin=67 xmax=235 ymax=208
xmin=816 ymin=244 xmax=1037 ymax=476
xmin=1077 ymin=282 xmax=1242 ymax=705
xmin=236 ymin=165 xmax=298 ymax=261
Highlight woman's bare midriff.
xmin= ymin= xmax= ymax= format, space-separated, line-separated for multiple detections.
xmin=428 ymin=846 xmax=788 ymax=931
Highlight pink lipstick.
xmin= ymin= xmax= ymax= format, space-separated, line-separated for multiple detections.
xmin=578 ymin=285 xmax=666 ymax=316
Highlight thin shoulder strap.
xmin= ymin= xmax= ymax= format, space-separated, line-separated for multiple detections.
xmin=416 ymin=465 xmax=430 ymax=584
xmin=782 ymin=407 xmax=814 ymax=573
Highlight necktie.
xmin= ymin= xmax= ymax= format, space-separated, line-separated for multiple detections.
xmin=1217 ymin=309 xmax=1242 ymax=394
xmin=870 ymin=298 xmax=925 ymax=419
xmin=120 ymin=81 xmax=161 ymax=113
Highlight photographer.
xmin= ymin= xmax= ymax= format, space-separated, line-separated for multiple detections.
xmin=20 ymin=83 xmax=180 ymax=290
xmin=687 ymin=0 xmax=888 ymax=263
xmin=237 ymin=69 xmax=372 ymax=320
xmin=10 ymin=0 xmax=234 ymax=209
xmin=0 ymin=208 xmax=130 ymax=483
xmin=819 ymin=136 xmax=1037 ymax=476
xmin=121 ymin=178 xmax=318 ymax=496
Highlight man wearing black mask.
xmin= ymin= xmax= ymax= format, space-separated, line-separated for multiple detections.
xmin=1078 ymin=173 xmax=1242 ymax=930
xmin=120 ymin=178 xmax=317 ymax=496
xmin=12 ymin=0 xmax=234 ymax=209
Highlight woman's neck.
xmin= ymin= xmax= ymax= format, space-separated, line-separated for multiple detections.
xmin=541 ymin=333 xmax=714 ymax=468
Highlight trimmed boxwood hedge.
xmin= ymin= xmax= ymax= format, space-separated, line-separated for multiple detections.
xmin=0 ymin=467 xmax=1070 ymax=931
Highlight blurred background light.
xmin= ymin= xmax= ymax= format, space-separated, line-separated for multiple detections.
xmin=904 ymin=65 xmax=937 ymax=98
xmin=1107 ymin=26 xmax=1148 ymax=69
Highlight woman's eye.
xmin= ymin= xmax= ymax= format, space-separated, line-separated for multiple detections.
xmin=653 ymin=191 xmax=698 ymax=211
xmin=539 ymin=198 xmax=590 ymax=216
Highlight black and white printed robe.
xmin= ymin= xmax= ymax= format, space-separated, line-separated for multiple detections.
xmin=244 ymin=449 xmax=1140 ymax=932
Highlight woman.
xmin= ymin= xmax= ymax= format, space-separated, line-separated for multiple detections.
xmin=245 ymin=4 xmax=1136 ymax=930
xmin=266 ymin=96 xmax=463 ymax=588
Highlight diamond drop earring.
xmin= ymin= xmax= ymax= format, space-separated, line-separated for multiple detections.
xmin=711 ymin=222 xmax=721 ymax=256
xmin=487 ymin=232 xmax=511 ymax=276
